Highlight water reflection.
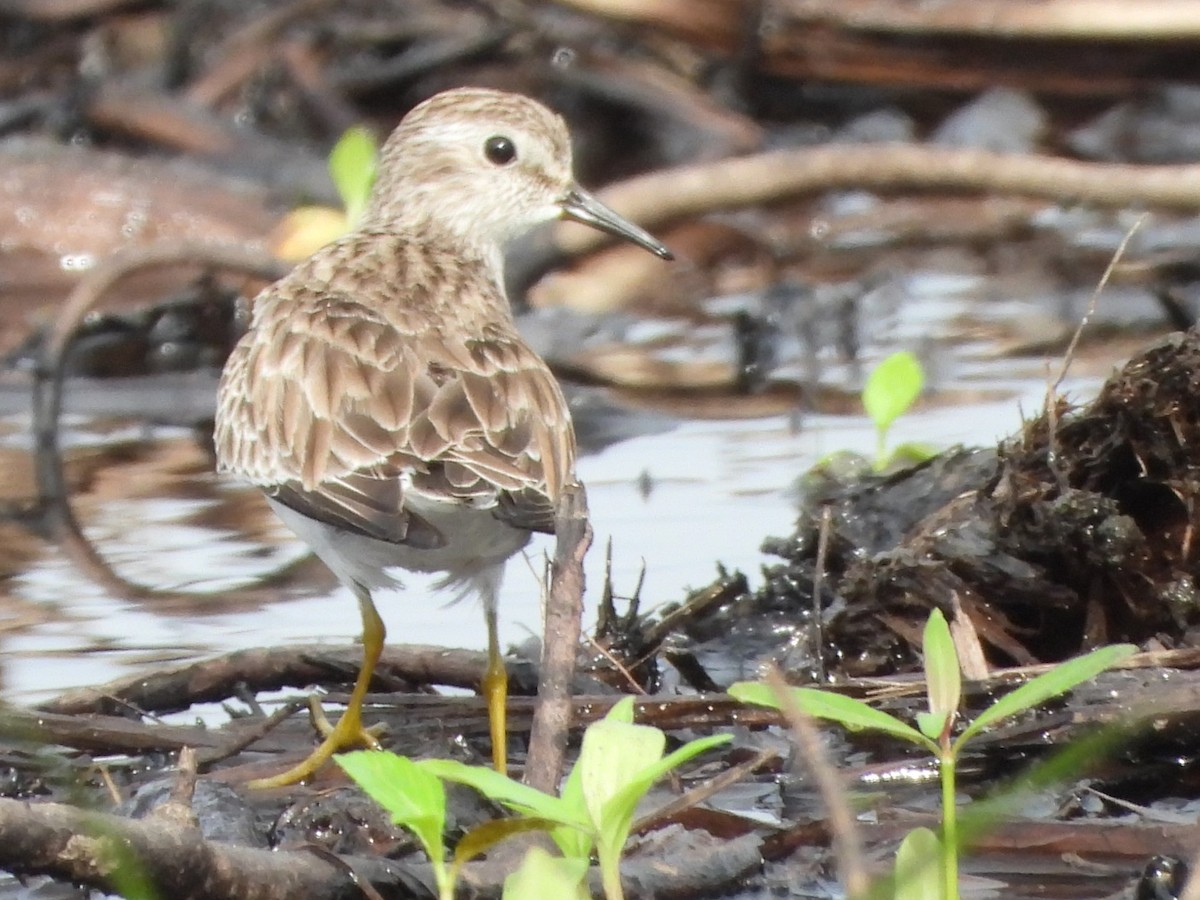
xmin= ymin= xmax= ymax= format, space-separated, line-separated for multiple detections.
xmin=0 ymin=252 xmax=1162 ymax=705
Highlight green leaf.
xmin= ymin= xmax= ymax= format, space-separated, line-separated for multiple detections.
xmin=916 ymin=711 xmax=948 ymax=741
xmin=730 ymin=681 xmax=933 ymax=750
xmin=328 ymin=126 xmax=377 ymax=225
xmin=580 ymin=725 xmax=729 ymax=900
xmin=417 ymin=758 xmax=589 ymax=831
xmin=580 ymin=719 xmax=666 ymax=830
xmin=502 ymin=847 xmax=591 ymax=900
xmin=863 ymin=351 xmax=924 ymax=435
xmin=336 ymin=752 xmax=445 ymax=869
xmin=895 ymin=827 xmax=944 ymax=900
xmin=921 ymin=610 xmax=960 ymax=740
xmin=887 ymin=441 xmax=940 ymax=466
xmin=608 ymin=731 xmax=731 ymax=814
xmin=554 ymin=752 xmax=594 ymax=859
xmin=606 ymin=695 xmax=636 ymax=724
xmin=600 ymin=733 xmax=731 ymax=849
xmin=956 ymin=644 xmax=1136 ymax=749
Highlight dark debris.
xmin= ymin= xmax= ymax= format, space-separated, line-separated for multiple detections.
xmin=651 ymin=328 xmax=1200 ymax=681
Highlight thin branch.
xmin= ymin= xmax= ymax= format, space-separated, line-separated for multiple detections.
xmin=779 ymin=0 xmax=1200 ymax=40
xmin=765 ymin=665 xmax=869 ymax=900
xmin=558 ymin=145 xmax=1200 ymax=257
xmin=525 ymin=483 xmax=591 ymax=794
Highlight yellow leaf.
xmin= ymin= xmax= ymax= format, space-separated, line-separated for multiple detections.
xmin=271 ymin=206 xmax=350 ymax=260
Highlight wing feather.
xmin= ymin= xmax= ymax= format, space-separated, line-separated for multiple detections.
xmin=214 ymin=263 xmax=576 ymax=547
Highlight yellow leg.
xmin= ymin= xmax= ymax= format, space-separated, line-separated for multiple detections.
xmin=482 ymin=600 xmax=508 ymax=774
xmin=249 ymin=587 xmax=386 ymax=789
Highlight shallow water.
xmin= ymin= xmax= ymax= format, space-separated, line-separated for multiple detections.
xmin=0 ymin=233 xmax=1180 ymax=706
xmin=0 ymin=310 xmax=1125 ymax=708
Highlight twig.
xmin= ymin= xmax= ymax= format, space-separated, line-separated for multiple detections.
xmin=40 ymin=643 xmax=537 ymax=716
xmin=1044 ymin=214 xmax=1145 ymax=485
xmin=1051 ymin=213 xmax=1147 ymax=395
xmin=558 ymin=145 xmax=1200 ymax=257
xmin=525 ymin=483 xmax=592 ymax=794
xmin=778 ymin=0 xmax=1200 ymax=39
xmin=585 ymin=635 xmax=646 ymax=694
xmin=765 ymin=665 xmax=869 ymax=900
xmin=632 ymin=746 xmax=779 ymax=836
xmin=0 ymin=795 xmax=432 ymax=899
xmin=812 ymin=504 xmax=833 ymax=681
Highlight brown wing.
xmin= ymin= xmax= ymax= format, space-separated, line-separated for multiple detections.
xmin=214 ymin=286 xmax=575 ymax=544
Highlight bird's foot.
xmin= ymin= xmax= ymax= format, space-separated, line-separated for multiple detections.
xmin=309 ymin=696 xmax=386 ymax=745
xmin=247 ymin=700 xmax=383 ymax=789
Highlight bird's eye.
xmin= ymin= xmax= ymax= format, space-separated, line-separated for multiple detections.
xmin=483 ymin=135 xmax=517 ymax=166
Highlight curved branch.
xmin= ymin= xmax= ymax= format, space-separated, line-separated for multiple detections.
xmin=31 ymin=241 xmax=301 ymax=609
xmin=0 ymin=796 xmax=433 ymax=900
xmin=557 ymin=144 xmax=1200 ymax=256
xmin=779 ymin=0 xmax=1200 ymax=40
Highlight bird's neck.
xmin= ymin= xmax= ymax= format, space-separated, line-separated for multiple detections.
xmin=330 ymin=227 xmax=515 ymax=327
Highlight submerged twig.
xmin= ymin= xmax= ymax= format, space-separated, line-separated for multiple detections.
xmin=28 ymin=242 xmax=312 ymax=610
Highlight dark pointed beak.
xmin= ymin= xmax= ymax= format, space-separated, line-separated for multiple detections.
xmin=560 ymin=187 xmax=673 ymax=260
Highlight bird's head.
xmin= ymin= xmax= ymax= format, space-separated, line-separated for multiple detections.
xmin=363 ymin=87 xmax=671 ymax=260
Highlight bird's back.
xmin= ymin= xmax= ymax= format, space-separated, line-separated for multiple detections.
xmin=214 ymin=229 xmax=578 ymax=578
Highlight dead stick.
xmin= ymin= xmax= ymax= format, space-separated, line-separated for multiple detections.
xmin=778 ymin=0 xmax=1200 ymax=39
xmin=0 ymin=790 xmax=762 ymax=899
xmin=40 ymin=643 xmax=537 ymax=716
xmin=556 ymin=145 xmax=1200 ymax=257
xmin=766 ymin=665 xmax=869 ymax=900
xmin=525 ymin=482 xmax=591 ymax=793
xmin=0 ymin=795 xmax=428 ymax=900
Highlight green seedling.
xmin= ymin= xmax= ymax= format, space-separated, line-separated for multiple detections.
xmin=335 ymin=752 xmax=454 ymax=900
xmin=503 ymin=846 xmax=590 ymax=900
xmin=731 ymin=610 xmax=1135 ymax=899
xmin=862 ymin=350 xmax=934 ymax=469
xmin=423 ymin=698 xmax=731 ymax=900
xmin=274 ymin=125 xmax=378 ymax=260
xmin=339 ymin=697 xmax=730 ymax=900
xmin=328 ymin=125 xmax=378 ymax=227
xmin=893 ymin=827 xmax=942 ymax=900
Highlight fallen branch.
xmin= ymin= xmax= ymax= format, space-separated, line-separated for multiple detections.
xmin=779 ymin=0 xmax=1200 ymax=40
xmin=39 ymin=643 xmax=540 ymax=716
xmin=0 ymin=795 xmax=431 ymax=900
xmin=558 ymin=144 xmax=1200 ymax=256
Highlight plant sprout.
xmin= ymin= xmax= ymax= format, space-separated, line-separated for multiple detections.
xmin=273 ymin=125 xmax=379 ymax=260
xmin=862 ymin=350 xmax=934 ymax=469
xmin=731 ymin=610 xmax=1135 ymax=898
xmin=338 ymin=697 xmax=730 ymax=900
xmin=336 ymin=752 xmax=453 ymax=900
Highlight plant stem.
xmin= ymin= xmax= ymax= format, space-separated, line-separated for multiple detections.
xmin=600 ymin=854 xmax=624 ymax=900
xmin=940 ymin=750 xmax=958 ymax=900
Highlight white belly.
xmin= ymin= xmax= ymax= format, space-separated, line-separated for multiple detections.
xmin=266 ymin=494 xmax=531 ymax=605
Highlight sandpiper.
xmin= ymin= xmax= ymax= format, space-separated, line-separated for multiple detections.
xmin=214 ymin=87 xmax=672 ymax=786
